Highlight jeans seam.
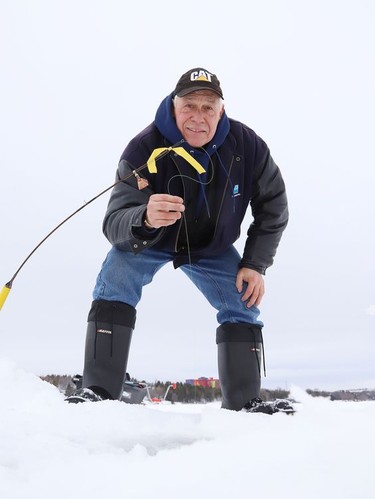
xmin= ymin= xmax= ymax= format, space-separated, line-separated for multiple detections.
xmin=192 ymin=263 xmax=234 ymax=323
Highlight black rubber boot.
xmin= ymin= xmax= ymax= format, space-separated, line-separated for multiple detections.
xmin=82 ymin=300 xmax=136 ymax=400
xmin=216 ymin=323 xmax=264 ymax=411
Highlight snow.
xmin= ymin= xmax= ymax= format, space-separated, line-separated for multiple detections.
xmin=0 ymin=358 xmax=373 ymax=499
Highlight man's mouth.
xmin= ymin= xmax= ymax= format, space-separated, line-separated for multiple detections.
xmin=186 ymin=127 xmax=206 ymax=134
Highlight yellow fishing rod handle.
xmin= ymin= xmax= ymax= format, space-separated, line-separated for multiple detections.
xmin=0 ymin=284 xmax=11 ymax=311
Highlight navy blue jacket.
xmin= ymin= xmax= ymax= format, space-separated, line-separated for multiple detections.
xmin=102 ymin=94 xmax=288 ymax=274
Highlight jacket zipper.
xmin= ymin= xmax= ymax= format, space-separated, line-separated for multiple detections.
xmin=212 ymin=155 xmax=235 ymax=238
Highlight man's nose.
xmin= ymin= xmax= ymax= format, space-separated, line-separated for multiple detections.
xmin=191 ymin=108 xmax=204 ymax=121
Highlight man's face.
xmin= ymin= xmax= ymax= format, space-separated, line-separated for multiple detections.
xmin=173 ymin=91 xmax=224 ymax=148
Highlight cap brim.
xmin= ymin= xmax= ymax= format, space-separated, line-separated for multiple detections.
xmin=176 ymin=86 xmax=223 ymax=98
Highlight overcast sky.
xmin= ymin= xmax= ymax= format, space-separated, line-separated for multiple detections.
xmin=1 ymin=0 xmax=374 ymax=390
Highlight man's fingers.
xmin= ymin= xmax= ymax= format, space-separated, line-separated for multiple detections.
xmin=235 ymin=274 xmax=243 ymax=293
xmin=245 ymin=282 xmax=265 ymax=308
xmin=147 ymin=194 xmax=185 ymax=227
xmin=236 ymin=268 xmax=265 ymax=308
xmin=154 ymin=212 xmax=182 ymax=226
xmin=148 ymin=194 xmax=185 ymax=211
xmin=150 ymin=194 xmax=184 ymax=203
xmin=241 ymin=282 xmax=255 ymax=302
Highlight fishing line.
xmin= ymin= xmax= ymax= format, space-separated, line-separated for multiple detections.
xmin=0 ymin=142 xmax=184 ymax=311
xmin=167 ymin=151 xmax=216 ymax=403
xmin=167 ymin=149 xmax=215 ymax=268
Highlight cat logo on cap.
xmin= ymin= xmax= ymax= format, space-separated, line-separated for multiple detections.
xmin=190 ymin=69 xmax=214 ymax=82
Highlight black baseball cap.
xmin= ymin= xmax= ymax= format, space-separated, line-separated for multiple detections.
xmin=173 ymin=68 xmax=224 ymax=99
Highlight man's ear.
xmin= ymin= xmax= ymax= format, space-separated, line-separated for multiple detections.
xmin=220 ymin=104 xmax=225 ymax=118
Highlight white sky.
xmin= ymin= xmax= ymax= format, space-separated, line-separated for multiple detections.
xmin=0 ymin=0 xmax=374 ymax=390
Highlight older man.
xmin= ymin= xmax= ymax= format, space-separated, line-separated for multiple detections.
xmin=66 ymin=67 xmax=290 ymax=414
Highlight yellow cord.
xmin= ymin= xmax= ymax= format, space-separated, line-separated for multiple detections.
xmin=147 ymin=147 xmax=206 ymax=174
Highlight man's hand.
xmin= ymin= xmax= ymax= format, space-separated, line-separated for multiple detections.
xmin=145 ymin=194 xmax=185 ymax=228
xmin=236 ymin=268 xmax=265 ymax=308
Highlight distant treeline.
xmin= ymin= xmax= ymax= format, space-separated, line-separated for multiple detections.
xmin=307 ymin=388 xmax=375 ymax=401
xmin=153 ymin=382 xmax=290 ymax=404
xmin=40 ymin=374 xmax=290 ymax=403
xmin=40 ymin=375 xmax=375 ymax=403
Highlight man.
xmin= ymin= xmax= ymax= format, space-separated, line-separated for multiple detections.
xmin=67 ymin=68 xmax=290 ymax=413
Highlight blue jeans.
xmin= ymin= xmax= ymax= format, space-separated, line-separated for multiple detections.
xmin=93 ymin=245 xmax=263 ymax=325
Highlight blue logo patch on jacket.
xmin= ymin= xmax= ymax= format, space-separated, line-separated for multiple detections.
xmin=233 ymin=184 xmax=240 ymax=197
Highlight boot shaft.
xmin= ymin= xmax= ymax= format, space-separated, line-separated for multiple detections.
xmin=217 ymin=323 xmax=264 ymax=411
xmin=83 ymin=300 xmax=136 ymax=400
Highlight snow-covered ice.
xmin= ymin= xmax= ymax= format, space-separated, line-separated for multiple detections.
xmin=0 ymin=358 xmax=373 ymax=499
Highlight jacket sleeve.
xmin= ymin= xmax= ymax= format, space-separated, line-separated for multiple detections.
xmin=240 ymin=150 xmax=289 ymax=274
xmin=102 ymin=160 xmax=165 ymax=253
